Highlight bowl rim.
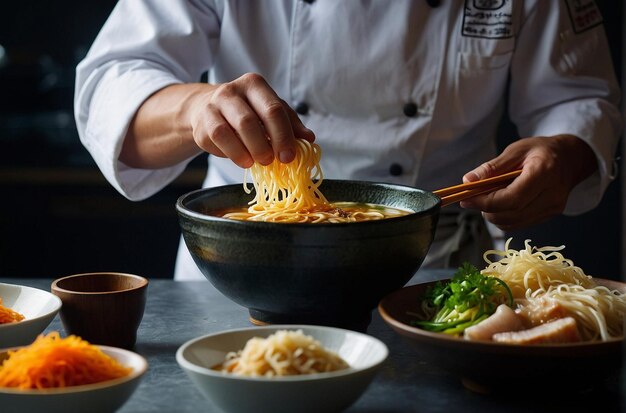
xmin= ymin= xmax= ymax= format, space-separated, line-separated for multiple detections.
xmin=175 ymin=179 xmax=441 ymax=227
xmin=0 ymin=283 xmax=62 ymax=331
xmin=0 ymin=345 xmax=148 ymax=395
xmin=50 ymin=272 xmax=149 ymax=296
xmin=378 ymin=278 xmax=625 ymax=351
xmin=176 ymin=324 xmax=389 ymax=382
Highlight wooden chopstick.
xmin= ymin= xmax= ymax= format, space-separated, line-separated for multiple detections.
xmin=432 ymin=169 xmax=522 ymax=207
xmin=437 ymin=183 xmax=508 ymax=207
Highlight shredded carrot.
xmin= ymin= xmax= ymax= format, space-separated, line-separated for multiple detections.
xmin=0 ymin=332 xmax=132 ymax=389
xmin=0 ymin=297 xmax=25 ymax=324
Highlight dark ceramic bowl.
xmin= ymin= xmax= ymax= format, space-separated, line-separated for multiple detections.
xmin=378 ymin=278 xmax=625 ymax=393
xmin=176 ymin=180 xmax=440 ymax=331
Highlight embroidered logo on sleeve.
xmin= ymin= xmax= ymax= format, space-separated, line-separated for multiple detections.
xmin=462 ymin=0 xmax=514 ymax=39
xmin=565 ymin=0 xmax=603 ymax=33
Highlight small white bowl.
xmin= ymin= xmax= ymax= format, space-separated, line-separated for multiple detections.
xmin=176 ymin=325 xmax=388 ymax=413
xmin=0 ymin=283 xmax=62 ymax=348
xmin=0 ymin=345 xmax=148 ymax=413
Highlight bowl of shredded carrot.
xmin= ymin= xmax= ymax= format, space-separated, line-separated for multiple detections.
xmin=0 ymin=332 xmax=148 ymax=413
xmin=0 ymin=283 xmax=62 ymax=348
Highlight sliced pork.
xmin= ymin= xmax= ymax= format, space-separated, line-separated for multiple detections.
xmin=492 ymin=316 xmax=581 ymax=344
xmin=516 ymin=297 xmax=568 ymax=327
xmin=464 ymin=304 xmax=525 ymax=341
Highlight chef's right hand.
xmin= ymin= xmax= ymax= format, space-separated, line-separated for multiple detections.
xmin=185 ymin=73 xmax=315 ymax=168
xmin=122 ymin=73 xmax=314 ymax=170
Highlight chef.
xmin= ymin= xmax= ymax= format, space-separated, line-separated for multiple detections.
xmin=74 ymin=0 xmax=622 ymax=280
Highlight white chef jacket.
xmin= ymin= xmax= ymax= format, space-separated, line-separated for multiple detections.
xmin=74 ymin=0 xmax=622 ymax=281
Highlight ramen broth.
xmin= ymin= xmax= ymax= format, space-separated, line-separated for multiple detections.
xmin=215 ymin=201 xmax=412 ymax=223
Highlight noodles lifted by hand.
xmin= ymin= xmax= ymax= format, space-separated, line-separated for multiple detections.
xmin=0 ymin=332 xmax=132 ymax=389
xmin=217 ymin=329 xmax=349 ymax=377
xmin=222 ymin=139 xmax=405 ymax=223
xmin=481 ymin=239 xmax=626 ymax=341
xmin=0 ymin=297 xmax=25 ymax=324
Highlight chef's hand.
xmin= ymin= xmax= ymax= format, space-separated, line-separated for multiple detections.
xmin=459 ymin=135 xmax=597 ymax=231
xmin=121 ymin=73 xmax=314 ymax=169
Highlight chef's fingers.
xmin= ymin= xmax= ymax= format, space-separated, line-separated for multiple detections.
xmin=463 ymin=146 xmax=525 ymax=183
xmin=285 ymin=103 xmax=315 ymax=142
xmin=459 ymin=167 xmax=537 ymax=213
xmin=460 ymin=136 xmax=544 ymax=210
xmin=481 ymin=186 xmax=567 ymax=231
xmin=206 ymin=79 xmax=275 ymax=166
xmin=241 ymin=73 xmax=313 ymax=163
xmin=461 ymin=163 xmax=570 ymax=230
xmin=194 ymin=108 xmax=252 ymax=168
xmin=245 ymin=92 xmax=296 ymax=162
xmin=217 ymin=97 xmax=274 ymax=167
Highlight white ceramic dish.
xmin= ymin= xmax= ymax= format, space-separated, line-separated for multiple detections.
xmin=176 ymin=325 xmax=388 ymax=413
xmin=0 ymin=345 xmax=148 ymax=413
xmin=0 ymin=283 xmax=62 ymax=348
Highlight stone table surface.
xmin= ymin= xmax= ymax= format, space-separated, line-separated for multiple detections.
xmin=3 ymin=270 xmax=624 ymax=413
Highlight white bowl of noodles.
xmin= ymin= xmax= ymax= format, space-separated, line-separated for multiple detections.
xmin=176 ymin=325 xmax=388 ymax=413
xmin=0 ymin=283 xmax=62 ymax=348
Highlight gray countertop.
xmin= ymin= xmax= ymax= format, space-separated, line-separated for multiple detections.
xmin=4 ymin=271 xmax=624 ymax=413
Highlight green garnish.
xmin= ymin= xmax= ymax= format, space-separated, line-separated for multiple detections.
xmin=412 ymin=262 xmax=513 ymax=335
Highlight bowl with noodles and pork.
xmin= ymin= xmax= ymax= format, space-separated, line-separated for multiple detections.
xmin=176 ymin=325 xmax=388 ymax=413
xmin=378 ymin=239 xmax=626 ymax=393
xmin=176 ymin=141 xmax=440 ymax=331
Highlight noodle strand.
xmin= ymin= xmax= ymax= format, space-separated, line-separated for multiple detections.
xmin=223 ymin=140 xmax=407 ymax=223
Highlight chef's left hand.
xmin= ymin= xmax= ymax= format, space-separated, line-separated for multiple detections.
xmin=459 ymin=134 xmax=597 ymax=231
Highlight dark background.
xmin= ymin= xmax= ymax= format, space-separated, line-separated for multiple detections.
xmin=0 ymin=1 xmax=205 ymax=279
xmin=0 ymin=1 xmax=622 ymax=280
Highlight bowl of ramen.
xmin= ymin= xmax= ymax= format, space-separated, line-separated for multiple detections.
xmin=378 ymin=239 xmax=626 ymax=393
xmin=177 ymin=141 xmax=440 ymax=331
xmin=0 ymin=283 xmax=62 ymax=348
xmin=176 ymin=325 xmax=388 ymax=413
xmin=177 ymin=180 xmax=439 ymax=330
xmin=0 ymin=332 xmax=148 ymax=413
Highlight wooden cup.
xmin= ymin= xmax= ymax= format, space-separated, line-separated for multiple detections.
xmin=51 ymin=272 xmax=148 ymax=349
